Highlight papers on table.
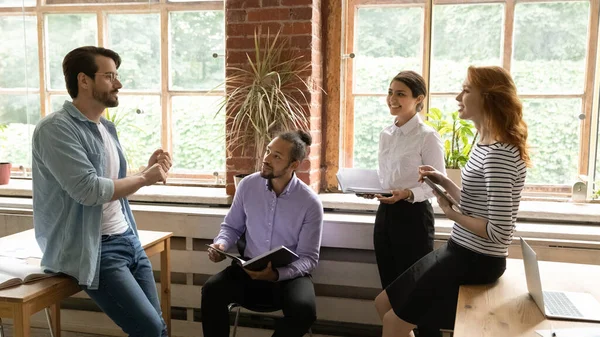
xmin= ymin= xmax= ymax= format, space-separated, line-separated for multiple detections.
xmin=0 ymin=238 xmax=43 ymax=259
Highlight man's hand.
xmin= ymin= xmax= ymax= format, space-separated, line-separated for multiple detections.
xmin=147 ymin=149 xmax=172 ymax=175
xmin=244 ymin=262 xmax=279 ymax=282
xmin=207 ymin=243 xmax=227 ymax=263
xmin=141 ymin=163 xmax=167 ymax=186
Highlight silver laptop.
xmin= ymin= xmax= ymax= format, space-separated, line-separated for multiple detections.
xmin=520 ymin=237 xmax=600 ymax=321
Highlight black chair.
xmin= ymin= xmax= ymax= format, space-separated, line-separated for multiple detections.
xmin=228 ymin=233 xmax=313 ymax=337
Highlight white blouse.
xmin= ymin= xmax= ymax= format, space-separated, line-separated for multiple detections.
xmin=378 ymin=113 xmax=446 ymax=203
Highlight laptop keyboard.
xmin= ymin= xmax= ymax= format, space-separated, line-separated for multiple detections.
xmin=544 ymin=291 xmax=583 ymax=317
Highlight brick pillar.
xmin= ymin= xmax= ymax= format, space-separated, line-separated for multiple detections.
xmin=225 ymin=0 xmax=323 ymax=195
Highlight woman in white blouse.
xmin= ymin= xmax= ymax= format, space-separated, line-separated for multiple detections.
xmin=364 ymin=70 xmax=445 ymax=336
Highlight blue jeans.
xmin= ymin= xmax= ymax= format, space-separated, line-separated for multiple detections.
xmin=83 ymin=227 xmax=167 ymax=337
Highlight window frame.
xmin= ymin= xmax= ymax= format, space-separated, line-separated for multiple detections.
xmin=0 ymin=0 xmax=226 ymax=183
xmin=341 ymin=0 xmax=600 ymax=193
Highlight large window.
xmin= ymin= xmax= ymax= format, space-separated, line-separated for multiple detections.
xmin=0 ymin=0 xmax=225 ymax=182
xmin=343 ymin=0 xmax=597 ymax=189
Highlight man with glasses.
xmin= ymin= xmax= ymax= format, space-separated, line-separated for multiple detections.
xmin=31 ymin=46 xmax=171 ymax=337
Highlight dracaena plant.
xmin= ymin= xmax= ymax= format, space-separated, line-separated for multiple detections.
xmin=215 ymin=27 xmax=311 ymax=172
xmin=425 ymin=108 xmax=478 ymax=169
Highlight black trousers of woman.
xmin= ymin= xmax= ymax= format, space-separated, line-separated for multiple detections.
xmin=373 ymin=200 xmax=438 ymax=336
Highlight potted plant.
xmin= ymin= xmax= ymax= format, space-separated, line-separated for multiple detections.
xmin=216 ymin=27 xmax=311 ymax=188
xmin=425 ymin=108 xmax=478 ymax=187
xmin=0 ymin=123 xmax=11 ymax=185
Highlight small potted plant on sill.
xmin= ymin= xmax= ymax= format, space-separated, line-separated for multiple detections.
xmin=425 ymin=108 xmax=478 ymax=187
xmin=0 ymin=123 xmax=11 ymax=185
xmin=216 ymin=27 xmax=311 ymax=189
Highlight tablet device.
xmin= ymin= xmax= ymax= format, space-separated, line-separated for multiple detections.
xmin=422 ymin=176 xmax=463 ymax=213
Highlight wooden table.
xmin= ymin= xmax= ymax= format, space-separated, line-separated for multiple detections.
xmin=0 ymin=229 xmax=172 ymax=337
xmin=454 ymin=258 xmax=600 ymax=337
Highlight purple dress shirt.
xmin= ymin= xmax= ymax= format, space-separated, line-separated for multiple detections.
xmin=214 ymin=172 xmax=324 ymax=281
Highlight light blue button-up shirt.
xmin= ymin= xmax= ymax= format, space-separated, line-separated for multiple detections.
xmin=214 ymin=172 xmax=324 ymax=281
xmin=32 ymin=101 xmax=138 ymax=289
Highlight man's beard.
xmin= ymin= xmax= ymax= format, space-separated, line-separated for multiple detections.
xmin=92 ymin=87 xmax=119 ymax=107
xmin=260 ymin=162 xmax=291 ymax=179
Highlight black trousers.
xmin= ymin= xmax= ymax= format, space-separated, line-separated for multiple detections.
xmin=373 ymin=200 xmax=436 ymax=336
xmin=201 ymin=263 xmax=316 ymax=337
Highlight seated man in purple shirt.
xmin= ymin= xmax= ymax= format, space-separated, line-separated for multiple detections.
xmin=202 ymin=130 xmax=324 ymax=337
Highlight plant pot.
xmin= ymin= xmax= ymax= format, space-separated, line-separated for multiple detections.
xmin=446 ymin=168 xmax=462 ymax=189
xmin=234 ymin=173 xmax=250 ymax=189
xmin=0 ymin=162 xmax=11 ymax=185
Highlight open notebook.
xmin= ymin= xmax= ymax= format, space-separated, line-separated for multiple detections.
xmin=0 ymin=257 xmax=56 ymax=290
xmin=206 ymin=244 xmax=299 ymax=271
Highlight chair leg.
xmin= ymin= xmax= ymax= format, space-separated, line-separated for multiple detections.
xmin=0 ymin=317 xmax=5 ymax=337
xmin=231 ymin=306 xmax=241 ymax=337
xmin=45 ymin=307 xmax=55 ymax=337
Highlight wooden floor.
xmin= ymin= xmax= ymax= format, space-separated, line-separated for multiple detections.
xmin=0 ymin=325 xmax=109 ymax=337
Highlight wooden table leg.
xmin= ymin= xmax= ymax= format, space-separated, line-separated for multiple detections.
xmin=160 ymin=238 xmax=171 ymax=337
xmin=13 ymin=304 xmax=30 ymax=337
xmin=49 ymin=303 xmax=61 ymax=337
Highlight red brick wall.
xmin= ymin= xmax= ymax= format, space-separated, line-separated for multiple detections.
xmin=225 ymin=0 xmax=323 ymax=195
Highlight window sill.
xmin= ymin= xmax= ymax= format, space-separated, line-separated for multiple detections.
xmin=0 ymin=178 xmax=232 ymax=206
xmin=2 ymin=178 xmax=600 ymax=224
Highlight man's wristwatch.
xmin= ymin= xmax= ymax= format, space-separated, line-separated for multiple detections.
xmin=405 ymin=189 xmax=414 ymax=202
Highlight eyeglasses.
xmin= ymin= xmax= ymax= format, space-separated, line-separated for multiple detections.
xmin=95 ymin=72 xmax=121 ymax=83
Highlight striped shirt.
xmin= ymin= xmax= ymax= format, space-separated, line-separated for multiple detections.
xmin=450 ymin=143 xmax=527 ymax=257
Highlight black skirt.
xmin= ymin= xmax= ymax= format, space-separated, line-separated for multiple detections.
xmin=386 ymin=238 xmax=506 ymax=328
xmin=373 ymin=200 xmax=435 ymax=289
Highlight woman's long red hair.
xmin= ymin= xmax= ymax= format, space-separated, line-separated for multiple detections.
xmin=468 ymin=66 xmax=531 ymax=166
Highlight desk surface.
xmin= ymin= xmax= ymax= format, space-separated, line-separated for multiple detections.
xmin=0 ymin=229 xmax=172 ymax=302
xmin=454 ymin=258 xmax=600 ymax=337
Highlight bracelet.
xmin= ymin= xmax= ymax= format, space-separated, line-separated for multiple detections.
xmin=405 ymin=189 xmax=414 ymax=202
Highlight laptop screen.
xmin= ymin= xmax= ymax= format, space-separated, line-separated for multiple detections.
xmin=520 ymin=237 xmax=547 ymax=314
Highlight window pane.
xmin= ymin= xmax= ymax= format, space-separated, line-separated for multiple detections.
xmin=430 ymin=97 xmax=458 ymax=115
xmin=353 ymin=7 xmax=423 ymax=93
xmin=352 ymin=96 xmax=390 ymax=169
xmin=522 ymin=98 xmax=580 ymax=184
xmin=50 ymin=94 xmax=71 ymax=113
xmin=172 ymin=96 xmax=225 ymax=173
xmin=431 ymin=4 xmax=503 ymax=92
xmin=0 ymin=15 xmax=39 ymax=89
xmin=107 ymin=14 xmax=160 ymax=91
xmin=0 ymin=94 xmax=40 ymax=167
xmin=170 ymin=11 xmax=225 ymax=90
xmin=106 ymin=95 xmax=161 ymax=173
xmin=0 ymin=0 xmax=35 ymax=7
xmin=429 ymin=96 xmax=458 ymax=118
xmin=512 ymin=2 xmax=589 ymax=94
xmin=46 ymin=14 xmax=97 ymax=90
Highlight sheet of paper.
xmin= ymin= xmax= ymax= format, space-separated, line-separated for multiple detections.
xmin=0 ymin=238 xmax=43 ymax=259
xmin=536 ymin=328 xmax=600 ymax=337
